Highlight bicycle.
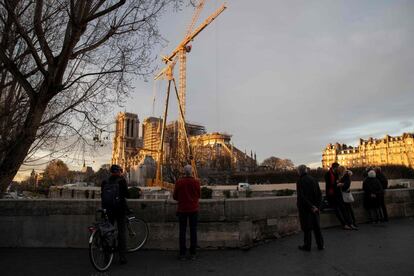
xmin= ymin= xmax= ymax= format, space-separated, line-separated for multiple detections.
xmin=88 ymin=209 xmax=149 ymax=272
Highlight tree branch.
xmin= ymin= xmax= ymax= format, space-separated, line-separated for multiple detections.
xmin=0 ymin=48 xmax=36 ymax=100
xmin=4 ymin=1 xmax=47 ymax=76
xmin=62 ymin=69 xmax=123 ymax=90
xmin=71 ymin=26 xmax=117 ymax=59
xmin=86 ymin=0 xmax=126 ymax=22
xmin=34 ymin=0 xmax=54 ymax=65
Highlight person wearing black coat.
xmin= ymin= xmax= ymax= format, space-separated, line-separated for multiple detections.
xmin=376 ymin=167 xmax=389 ymax=222
xmin=324 ymin=163 xmax=352 ymax=229
xmin=101 ymin=165 xmax=130 ymax=264
xmin=296 ymin=165 xmax=324 ymax=251
xmin=363 ymin=170 xmax=384 ymax=223
xmin=337 ymin=166 xmax=358 ymax=230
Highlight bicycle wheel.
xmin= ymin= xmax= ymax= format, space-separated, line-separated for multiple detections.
xmin=126 ymin=218 xmax=149 ymax=252
xmin=89 ymin=230 xmax=114 ymax=272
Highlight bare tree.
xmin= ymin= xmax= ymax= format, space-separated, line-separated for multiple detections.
xmin=261 ymin=156 xmax=295 ymax=171
xmin=0 ymin=0 xmax=184 ymax=196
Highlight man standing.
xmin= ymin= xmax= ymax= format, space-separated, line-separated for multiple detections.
xmin=101 ymin=164 xmax=129 ymax=264
xmin=375 ymin=167 xmax=389 ymax=222
xmin=297 ymin=164 xmax=324 ymax=251
xmin=173 ymin=165 xmax=201 ymax=260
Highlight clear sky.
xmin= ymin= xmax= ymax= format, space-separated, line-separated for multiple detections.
xmin=17 ymin=0 xmax=414 ymax=179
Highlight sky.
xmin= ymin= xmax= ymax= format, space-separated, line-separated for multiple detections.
xmin=16 ymin=0 xmax=414 ymax=179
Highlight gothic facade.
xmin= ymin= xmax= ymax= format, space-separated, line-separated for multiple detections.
xmin=111 ymin=112 xmax=256 ymax=176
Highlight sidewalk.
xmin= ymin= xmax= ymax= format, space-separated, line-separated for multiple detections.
xmin=1 ymin=218 xmax=413 ymax=276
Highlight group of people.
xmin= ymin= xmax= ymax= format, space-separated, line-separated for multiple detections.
xmin=102 ymin=161 xmax=390 ymax=262
xmin=295 ymin=162 xmax=390 ymax=251
xmin=326 ymin=162 xmax=389 ymax=227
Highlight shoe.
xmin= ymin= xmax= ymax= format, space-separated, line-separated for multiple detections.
xmin=317 ymin=246 xmax=325 ymax=251
xmin=343 ymin=225 xmax=352 ymax=230
xmin=189 ymin=254 xmax=197 ymax=260
xmin=350 ymin=225 xmax=359 ymax=230
xmin=298 ymin=245 xmax=311 ymax=252
xmin=119 ymin=255 xmax=128 ymax=265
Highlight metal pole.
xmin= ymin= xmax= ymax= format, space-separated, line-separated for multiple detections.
xmin=155 ymin=79 xmax=171 ymax=186
xmin=172 ymin=78 xmax=198 ymax=179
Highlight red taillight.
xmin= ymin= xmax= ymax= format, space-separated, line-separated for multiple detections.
xmin=88 ymin=226 xmax=96 ymax=233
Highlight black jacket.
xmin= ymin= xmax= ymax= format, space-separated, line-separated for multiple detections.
xmin=363 ymin=177 xmax=383 ymax=195
xmin=339 ymin=172 xmax=351 ymax=192
xmin=376 ymin=172 xmax=388 ymax=190
xmin=297 ymin=173 xmax=322 ymax=212
xmin=101 ymin=175 xmax=129 ymax=214
xmin=297 ymin=173 xmax=322 ymax=231
xmin=362 ymin=177 xmax=383 ymax=209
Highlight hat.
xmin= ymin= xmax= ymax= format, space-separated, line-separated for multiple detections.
xmin=110 ymin=164 xmax=122 ymax=173
xmin=368 ymin=170 xmax=376 ymax=178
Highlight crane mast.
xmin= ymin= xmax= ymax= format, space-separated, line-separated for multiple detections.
xmin=153 ymin=2 xmax=227 ymax=187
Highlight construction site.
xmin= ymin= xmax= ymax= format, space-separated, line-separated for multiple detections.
xmin=111 ymin=113 xmax=257 ymax=186
xmin=111 ymin=2 xmax=257 ymax=187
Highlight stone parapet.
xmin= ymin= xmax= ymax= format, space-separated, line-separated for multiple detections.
xmin=1 ymin=188 xmax=413 ymax=249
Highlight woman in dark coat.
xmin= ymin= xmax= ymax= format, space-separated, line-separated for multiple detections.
xmin=337 ymin=166 xmax=358 ymax=230
xmin=362 ymin=170 xmax=384 ymax=223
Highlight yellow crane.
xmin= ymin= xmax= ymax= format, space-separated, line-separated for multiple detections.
xmin=153 ymin=1 xmax=227 ymax=188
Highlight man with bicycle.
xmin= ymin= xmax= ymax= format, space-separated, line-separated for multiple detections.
xmin=101 ymin=164 xmax=129 ymax=264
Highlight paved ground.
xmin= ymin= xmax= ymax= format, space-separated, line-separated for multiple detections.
xmin=1 ymin=218 xmax=414 ymax=276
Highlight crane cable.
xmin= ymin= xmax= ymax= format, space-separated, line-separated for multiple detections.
xmin=152 ymin=79 xmax=157 ymax=116
xmin=215 ymin=0 xmax=220 ymax=132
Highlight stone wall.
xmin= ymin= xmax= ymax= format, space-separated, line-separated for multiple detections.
xmin=0 ymin=188 xmax=413 ymax=249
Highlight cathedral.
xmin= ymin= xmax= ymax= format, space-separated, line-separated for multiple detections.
xmin=111 ymin=112 xmax=256 ymax=184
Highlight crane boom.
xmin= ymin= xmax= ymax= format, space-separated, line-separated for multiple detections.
xmin=166 ymin=4 xmax=226 ymax=62
xmin=185 ymin=0 xmax=206 ymax=38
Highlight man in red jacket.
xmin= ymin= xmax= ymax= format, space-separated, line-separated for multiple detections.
xmin=173 ymin=164 xmax=201 ymax=260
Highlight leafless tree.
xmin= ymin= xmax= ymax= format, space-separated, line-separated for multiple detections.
xmin=261 ymin=156 xmax=295 ymax=171
xmin=0 ymin=0 xmax=184 ymax=195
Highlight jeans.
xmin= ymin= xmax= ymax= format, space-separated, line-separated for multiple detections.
xmin=177 ymin=212 xmax=198 ymax=256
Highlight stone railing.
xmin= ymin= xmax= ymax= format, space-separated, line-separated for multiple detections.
xmin=0 ymin=188 xmax=413 ymax=249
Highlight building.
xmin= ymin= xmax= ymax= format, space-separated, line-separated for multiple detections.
xmin=111 ymin=112 xmax=256 ymax=182
xmin=142 ymin=117 xmax=163 ymax=153
xmin=322 ymin=133 xmax=414 ymax=169
xmin=112 ymin=112 xmax=141 ymax=169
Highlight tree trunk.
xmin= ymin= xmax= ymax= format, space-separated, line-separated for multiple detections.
xmin=0 ymin=98 xmax=48 ymax=196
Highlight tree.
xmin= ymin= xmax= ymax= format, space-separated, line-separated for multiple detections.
xmin=43 ymin=159 xmax=69 ymax=186
xmin=89 ymin=163 xmax=110 ymax=186
xmin=261 ymin=156 xmax=295 ymax=171
xmin=0 ymin=0 xmax=184 ymax=196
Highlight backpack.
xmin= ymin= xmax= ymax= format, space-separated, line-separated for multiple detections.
xmin=99 ymin=221 xmax=116 ymax=250
xmin=101 ymin=177 xmax=121 ymax=209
